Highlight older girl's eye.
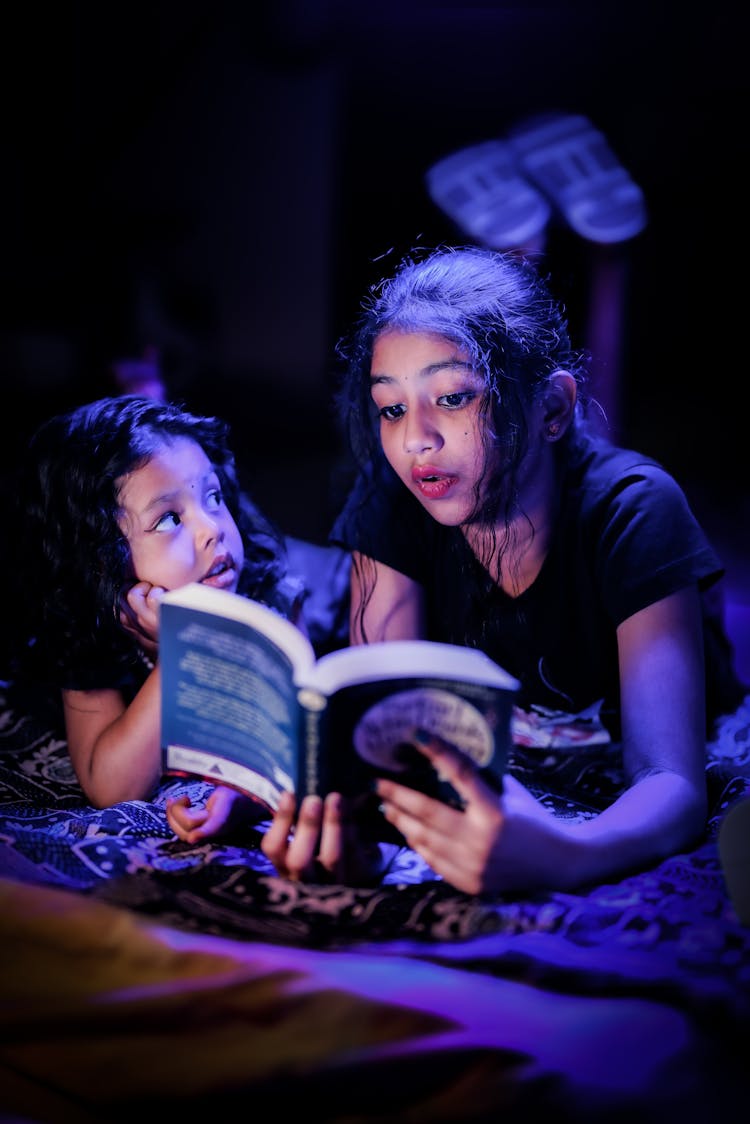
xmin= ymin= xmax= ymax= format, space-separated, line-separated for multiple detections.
xmin=378 ymin=403 xmax=406 ymax=422
xmin=153 ymin=511 xmax=180 ymax=532
xmin=438 ymin=391 xmax=477 ymax=409
xmin=206 ymin=487 xmax=224 ymax=511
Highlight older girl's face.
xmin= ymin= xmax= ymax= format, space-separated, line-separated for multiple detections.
xmin=116 ymin=437 xmax=244 ymax=593
xmin=369 ymin=330 xmax=489 ymax=526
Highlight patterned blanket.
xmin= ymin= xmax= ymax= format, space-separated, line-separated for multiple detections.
xmin=2 ymin=679 xmax=750 ymax=1120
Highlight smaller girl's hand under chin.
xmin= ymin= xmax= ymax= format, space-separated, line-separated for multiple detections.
xmin=120 ymin=581 xmax=167 ymax=657
xmin=166 ymin=784 xmax=263 ymax=844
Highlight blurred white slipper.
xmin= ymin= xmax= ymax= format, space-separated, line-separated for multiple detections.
xmin=508 ymin=111 xmax=647 ymax=244
xmin=425 ymin=139 xmax=551 ymax=249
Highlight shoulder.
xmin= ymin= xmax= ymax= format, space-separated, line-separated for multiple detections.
xmin=561 ymin=436 xmax=724 ymax=618
xmin=567 ymin=436 xmax=698 ymax=525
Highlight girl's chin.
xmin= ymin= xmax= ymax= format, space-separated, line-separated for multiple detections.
xmin=415 ymin=498 xmax=471 ymax=527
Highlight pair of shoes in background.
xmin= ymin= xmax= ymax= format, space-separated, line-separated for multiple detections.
xmin=426 ymin=111 xmax=647 ymax=249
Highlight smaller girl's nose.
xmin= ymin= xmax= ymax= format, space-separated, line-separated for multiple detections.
xmin=196 ymin=511 xmax=223 ymax=548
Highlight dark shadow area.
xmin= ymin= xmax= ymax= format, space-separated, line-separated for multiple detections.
xmin=1 ymin=2 xmax=747 ymax=674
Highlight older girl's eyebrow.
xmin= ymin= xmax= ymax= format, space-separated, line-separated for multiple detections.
xmin=370 ymin=358 xmax=476 ymax=384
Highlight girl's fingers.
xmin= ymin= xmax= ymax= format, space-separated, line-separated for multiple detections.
xmin=165 ymin=794 xmax=191 ymax=828
xmin=261 ymin=793 xmax=344 ymax=882
xmin=199 ymin=787 xmax=239 ymax=836
xmin=166 ymin=795 xmax=210 ymax=841
xmin=261 ymin=790 xmax=298 ymax=867
xmin=146 ymin=585 xmax=166 ymax=609
xmin=121 ymin=583 xmax=162 ymax=650
xmin=283 ymin=795 xmax=324 ymax=877
xmin=376 ymin=782 xmax=460 ymax=858
xmin=124 ymin=582 xmax=152 ymax=616
xmin=405 ymin=728 xmax=499 ymax=806
xmin=316 ymin=791 xmax=346 ymax=872
xmin=262 ymin=791 xmax=327 ymax=880
xmin=166 ymin=794 xmax=190 ymax=812
xmin=261 ymin=792 xmax=376 ymax=885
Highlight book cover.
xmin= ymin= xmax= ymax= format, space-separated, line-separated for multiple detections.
xmin=160 ymin=584 xmax=519 ymax=821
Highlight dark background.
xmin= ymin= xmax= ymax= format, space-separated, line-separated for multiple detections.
xmin=1 ymin=1 xmax=747 ymax=563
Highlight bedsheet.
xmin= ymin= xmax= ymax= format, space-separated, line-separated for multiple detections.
xmin=2 ymin=679 xmax=750 ymax=1122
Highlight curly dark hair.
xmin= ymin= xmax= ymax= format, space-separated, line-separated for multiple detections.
xmin=11 ymin=395 xmax=287 ymax=688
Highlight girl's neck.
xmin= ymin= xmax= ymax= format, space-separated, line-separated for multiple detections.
xmin=463 ymin=449 xmax=561 ymax=597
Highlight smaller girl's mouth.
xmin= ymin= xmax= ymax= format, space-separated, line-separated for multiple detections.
xmin=201 ymin=555 xmax=236 ymax=586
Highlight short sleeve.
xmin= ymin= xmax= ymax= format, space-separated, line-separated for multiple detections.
xmin=588 ymin=463 xmax=723 ymax=626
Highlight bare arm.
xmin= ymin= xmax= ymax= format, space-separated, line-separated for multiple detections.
xmin=63 ymin=668 xmax=163 ymax=807
xmin=576 ymin=584 xmax=708 ymax=870
xmin=63 ymin=581 xmax=167 ymax=807
xmin=376 ymin=587 xmax=708 ymax=894
xmin=349 ymin=551 xmax=425 ymax=644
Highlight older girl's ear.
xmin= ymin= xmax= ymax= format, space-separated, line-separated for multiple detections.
xmin=541 ymin=370 xmax=577 ymax=440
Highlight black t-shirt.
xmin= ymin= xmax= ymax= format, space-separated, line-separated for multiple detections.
xmin=331 ymin=436 xmax=743 ymax=734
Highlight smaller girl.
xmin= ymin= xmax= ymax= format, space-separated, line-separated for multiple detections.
xmin=9 ymin=395 xmax=302 ymax=813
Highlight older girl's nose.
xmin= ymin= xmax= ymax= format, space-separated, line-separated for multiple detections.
xmin=403 ymin=408 xmax=440 ymax=454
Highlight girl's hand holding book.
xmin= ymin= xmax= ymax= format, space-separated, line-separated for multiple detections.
xmin=261 ymin=790 xmax=385 ymax=886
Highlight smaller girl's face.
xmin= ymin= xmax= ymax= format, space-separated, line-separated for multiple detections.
xmin=369 ymin=330 xmax=488 ymax=526
xmin=116 ymin=437 xmax=244 ymax=594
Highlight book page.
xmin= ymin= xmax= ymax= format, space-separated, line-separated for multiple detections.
xmin=161 ymin=583 xmax=316 ymax=675
xmin=307 ymin=639 xmax=519 ymax=696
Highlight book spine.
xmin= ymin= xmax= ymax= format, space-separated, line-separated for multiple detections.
xmin=298 ymin=689 xmax=328 ymax=797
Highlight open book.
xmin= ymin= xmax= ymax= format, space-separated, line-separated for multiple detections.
xmin=160 ymin=583 xmax=519 ymax=828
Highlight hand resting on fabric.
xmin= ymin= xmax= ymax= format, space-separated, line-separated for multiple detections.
xmin=168 ymin=786 xmax=387 ymax=886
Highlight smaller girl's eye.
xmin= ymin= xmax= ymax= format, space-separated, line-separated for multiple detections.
xmin=206 ymin=487 xmax=224 ymax=510
xmin=378 ymin=404 xmax=405 ymax=422
xmin=438 ymin=391 xmax=477 ymax=409
xmin=153 ymin=511 xmax=180 ymax=532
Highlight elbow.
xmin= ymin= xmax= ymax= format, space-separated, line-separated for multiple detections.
xmin=85 ymin=782 xmax=131 ymax=810
xmin=646 ymin=773 xmax=708 ymax=863
xmin=682 ymin=780 xmax=709 ymax=847
xmin=649 ymin=773 xmax=709 ymax=858
xmin=81 ymin=770 xmax=159 ymax=809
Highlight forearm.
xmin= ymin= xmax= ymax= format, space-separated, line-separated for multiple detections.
xmin=377 ymin=731 xmax=708 ymax=896
xmin=78 ymin=671 xmax=164 ymax=806
xmin=553 ymin=770 xmax=707 ymax=889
